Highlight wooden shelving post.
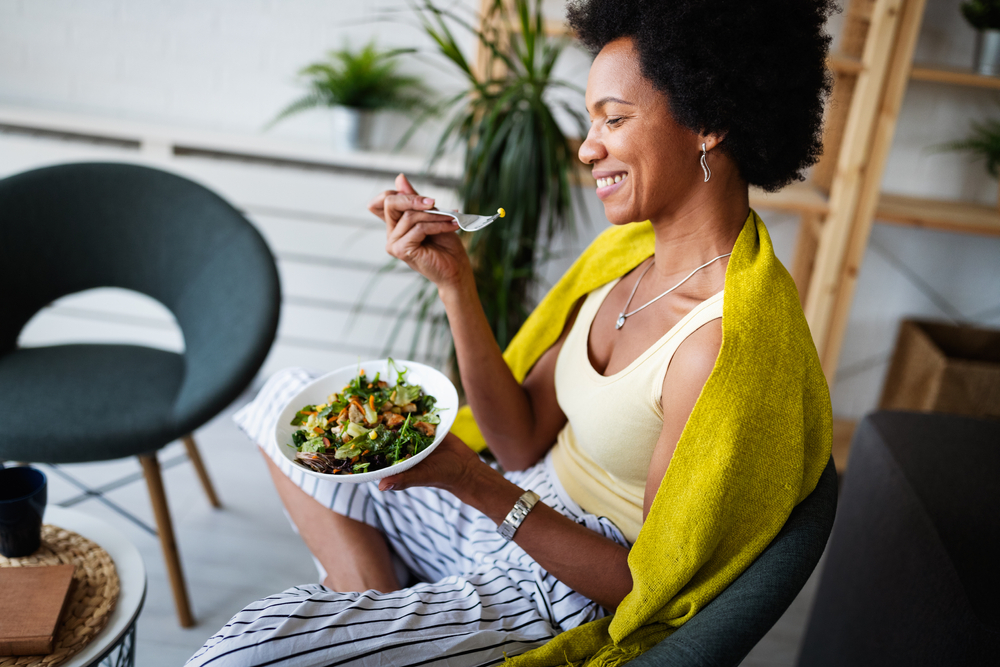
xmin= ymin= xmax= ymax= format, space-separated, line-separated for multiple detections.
xmin=804 ymin=0 xmax=915 ymax=382
xmin=819 ymin=0 xmax=929 ymax=377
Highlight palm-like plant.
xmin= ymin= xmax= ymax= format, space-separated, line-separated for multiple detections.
xmin=270 ymin=41 xmax=427 ymax=124
xmin=962 ymin=0 xmax=1000 ymax=30
xmin=939 ymin=118 xmax=1000 ymax=177
xmin=389 ymin=0 xmax=586 ymax=362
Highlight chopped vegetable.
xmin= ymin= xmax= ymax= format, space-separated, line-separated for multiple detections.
xmin=290 ymin=359 xmax=442 ymax=475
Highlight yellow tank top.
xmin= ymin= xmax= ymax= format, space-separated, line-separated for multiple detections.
xmin=549 ymin=278 xmax=724 ymax=543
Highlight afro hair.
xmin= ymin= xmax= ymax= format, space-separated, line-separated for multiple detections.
xmin=568 ymin=0 xmax=837 ymax=192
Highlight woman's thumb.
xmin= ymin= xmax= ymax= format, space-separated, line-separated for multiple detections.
xmin=395 ymin=173 xmax=418 ymax=195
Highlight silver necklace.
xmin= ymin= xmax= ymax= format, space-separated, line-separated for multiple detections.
xmin=616 ymin=253 xmax=732 ymax=330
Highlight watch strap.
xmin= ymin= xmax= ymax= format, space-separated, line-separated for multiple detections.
xmin=497 ymin=490 xmax=540 ymax=541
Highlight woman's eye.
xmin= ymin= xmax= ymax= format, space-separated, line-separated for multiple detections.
xmin=606 ymin=117 xmax=625 ymax=128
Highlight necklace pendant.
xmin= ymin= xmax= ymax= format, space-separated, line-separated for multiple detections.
xmin=616 ymin=314 xmax=626 ymax=330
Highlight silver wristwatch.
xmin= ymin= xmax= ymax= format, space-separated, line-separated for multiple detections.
xmin=497 ymin=490 xmax=541 ymax=541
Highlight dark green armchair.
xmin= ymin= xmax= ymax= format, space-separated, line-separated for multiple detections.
xmin=626 ymin=458 xmax=838 ymax=666
xmin=0 ymin=162 xmax=281 ymax=627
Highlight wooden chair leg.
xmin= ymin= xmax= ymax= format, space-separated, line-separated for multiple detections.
xmin=183 ymin=435 xmax=222 ymax=508
xmin=139 ymin=453 xmax=195 ymax=628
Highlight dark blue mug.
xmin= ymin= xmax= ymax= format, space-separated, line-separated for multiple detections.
xmin=0 ymin=466 xmax=47 ymax=558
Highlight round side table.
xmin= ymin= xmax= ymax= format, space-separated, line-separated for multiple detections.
xmin=44 ymin=506 xmax=146 ymax=667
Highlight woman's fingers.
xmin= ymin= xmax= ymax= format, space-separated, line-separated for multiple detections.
xmin=382 ymin=192 xmax=438 ymax=228
xmin=386 ymin=220 xmax=459 ymax=260
xmin=387 ymin=208 xmax=456 ymax=244
xmin=395 ymin=173 xmax=418 ymax=195
xmin=367 ymin=173 xmax=421 ymax=221
xmin=367 ymin=189 xmax=391 ymax=219
xmin=377 ymin=434 xmax=476 ymax=493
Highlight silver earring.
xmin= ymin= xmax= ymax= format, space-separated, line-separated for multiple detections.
xmin=701 ymin=143 xmax=711 ymax=182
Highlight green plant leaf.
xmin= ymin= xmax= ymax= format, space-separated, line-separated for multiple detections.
xmin=366 ymin=0 xmax=587 ymax=375
xmin=267 ymin=40 xmax=431 ymax=129
xmin=933 ymin=117 xmax=1000 ymax=178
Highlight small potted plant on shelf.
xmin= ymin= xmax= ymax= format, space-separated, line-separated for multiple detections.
xmin=269 ymin=41 xmax=427 ymax=151
xmin=962 ymin=0 xmax=1000 ymax=76
xmin=939 ymin=117 xmax=1000 ymax=210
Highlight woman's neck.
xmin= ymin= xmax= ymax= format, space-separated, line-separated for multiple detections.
xmin=646 ymin=172 xmax=749 ymax=282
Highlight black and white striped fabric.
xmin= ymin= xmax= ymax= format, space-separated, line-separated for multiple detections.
xmin=187 ymin=368 xmax=629 ymax=667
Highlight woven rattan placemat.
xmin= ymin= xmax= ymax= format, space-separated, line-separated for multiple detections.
xmin=0 ymin=524 xmax=120 ymax=667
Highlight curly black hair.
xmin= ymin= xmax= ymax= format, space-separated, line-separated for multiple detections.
xmin=567 ymin=0 xmax=837 ymax=192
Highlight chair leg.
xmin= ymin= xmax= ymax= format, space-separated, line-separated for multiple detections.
xmin=183 ymin=435 xmax=222 ymax=508
xmin=139 ymin=453 xmax=195 ymax=628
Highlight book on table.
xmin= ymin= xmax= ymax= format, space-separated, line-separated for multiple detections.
xmin=0 ymin=564 xmax=76 ymax=656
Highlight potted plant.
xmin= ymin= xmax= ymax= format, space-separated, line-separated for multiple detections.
xmin=962 ymin=0 xmax=1000 ymax=75
xmin=939 ymin=117 xmax=1000 ymax=209
xmin=382 ymin=0 xmax=586 ymax=364
xmin=270 ymin=41 xmax=427 ymax=151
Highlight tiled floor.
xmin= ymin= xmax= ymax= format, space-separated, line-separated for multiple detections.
xmin=37 ymin=389 xmax=823 ymax=667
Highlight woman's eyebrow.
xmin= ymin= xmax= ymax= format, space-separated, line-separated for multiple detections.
xmin=590 ymin=96 xmax=635 ymax=112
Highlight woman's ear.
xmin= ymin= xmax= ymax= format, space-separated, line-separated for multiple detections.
xmin=699 ymin=133 xmax=726 ymax=152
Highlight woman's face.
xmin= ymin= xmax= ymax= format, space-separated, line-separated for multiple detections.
xmin=580 ymin=37 xmax=704 ymax=225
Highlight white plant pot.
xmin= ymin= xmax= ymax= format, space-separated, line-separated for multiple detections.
xmin=974 ymin=29 xmax=1000 ymax=77
xmin=331 ymin=106 xmax=375 ymax=151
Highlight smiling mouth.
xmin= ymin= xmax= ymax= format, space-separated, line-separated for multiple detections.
xmin=595 ymin=173 xmax=627 ymax=189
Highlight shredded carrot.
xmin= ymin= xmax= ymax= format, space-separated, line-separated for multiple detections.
xmin=368 ymin=395 xmax=377 ymax=411
xmin=313 ymin=427 xmax=323 ymax=434
xmin=361 ymin=450 xmax=370 ymax=456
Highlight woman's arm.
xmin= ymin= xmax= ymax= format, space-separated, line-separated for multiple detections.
xmin=380 ymin=433 xmax=633 ymax=609
xmin=369 ymin=174 xmax=574 ymax=470
xmin=440 ymin=279 xmax=580 ymax=470
xmin=380 ymin=320 xmax=724 ymax=610
xmin=643 ymin=320 xmax=722 ymax=518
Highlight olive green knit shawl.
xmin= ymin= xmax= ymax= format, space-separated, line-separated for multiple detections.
xmin=451 ymin=210 xmax=832 ymax=666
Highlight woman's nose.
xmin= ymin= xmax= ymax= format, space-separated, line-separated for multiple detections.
xmin=578 ymin=125 xmax=606 ymax=165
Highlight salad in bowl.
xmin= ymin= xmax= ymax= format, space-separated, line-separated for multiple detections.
xmin=273 ymin=359 xmax=458 ymax=483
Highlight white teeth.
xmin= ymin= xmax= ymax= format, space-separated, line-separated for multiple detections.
xmin=596 ymin=174 xmax=626 ymax=189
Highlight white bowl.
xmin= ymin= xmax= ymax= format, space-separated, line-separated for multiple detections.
xmin=273 ymin=359 xmax=458 ymax=484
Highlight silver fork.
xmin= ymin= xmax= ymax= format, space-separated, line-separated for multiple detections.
xmin=428 ymin=208 xmax=503 ymax=232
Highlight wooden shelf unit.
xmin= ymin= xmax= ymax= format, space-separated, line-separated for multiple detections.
xmin=743 ymin=0 xmax=1000 ymax=390
xmin=749 ymin=183 xmax=1000 ymax=238
xmin=750 ymin=183 xmax=830 ymax=216
xmin=876 ymin=193 xmax=1000 ymax=236
xmin=829 ymin=55 xmax=1000 ymax=90
xmin=909 ymin=64 xmax=1000 ymax=90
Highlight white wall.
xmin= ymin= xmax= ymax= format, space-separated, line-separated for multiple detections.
xmin=1 ymin=0 xmax=998 ymax=421
xmin=0 ymin=0 xmax=479 ymax=152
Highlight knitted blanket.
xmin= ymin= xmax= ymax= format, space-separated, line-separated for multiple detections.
xmin=451 ymin=209 xmax=832 ymax=666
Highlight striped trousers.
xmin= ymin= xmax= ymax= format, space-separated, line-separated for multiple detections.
xmin=187 ymin=369 xmax=629 ymax=667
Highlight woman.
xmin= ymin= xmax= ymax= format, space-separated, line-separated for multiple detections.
xmin=189 ymin=0 xmax=834 ymax=664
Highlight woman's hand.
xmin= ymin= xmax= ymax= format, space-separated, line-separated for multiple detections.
xmin=377 ymin=432 xmax=485 ymax=495
xmin=368 ymin=173 xmax=473 ymax=291
xmin=379 ymin=432 xmax=634 ymax=610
